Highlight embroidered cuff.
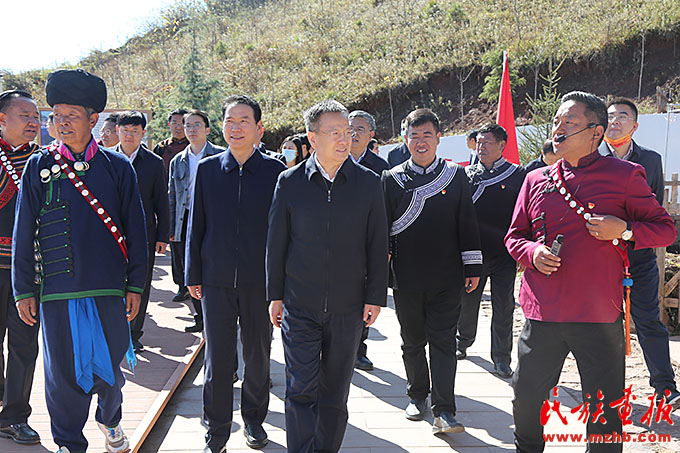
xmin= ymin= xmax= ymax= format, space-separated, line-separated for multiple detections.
xmin=461 ymin=250 xmax=483 ymax=266
xmin=126 ymin=286 xmax=144 ymax=294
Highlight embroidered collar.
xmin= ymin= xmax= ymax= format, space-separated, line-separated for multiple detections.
xmin=0 ymin=137 xmax=29 ymax=153
xmin=491 ymin=156 xmax=508 ymax=170
xmin=57 ymin=136 xmax=99 ymax=162
xmin=561 ymin=151 xmax=600 ymax=170
xmin=408 ymin=157 xmax=439 ymax=175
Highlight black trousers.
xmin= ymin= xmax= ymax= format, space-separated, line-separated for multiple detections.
xmin=282 ymin=304 xmax=363 ymax=453
xmin=356 ymin=324 xmax=369 ymax=358
xmin=175 ymin=210 xmax=201 ymax=321
xmin=512 ymin=317 xmax=624 ymax=453
xmin=170 ymin=242 xmax=184 ymax=288
xmin=393 ymin=286 xmax=462 ymax=416
xmin=202 ymin=285 xmax=271 ymax=449
xmin=457 ymin=253 xmax=516 ymax=366
xmin=0 ymin=269 xmax=40 ymax=426
xmin=628 ymin=254 xmax=677 ymax=395
xmin=131 ymin=244 xmax=155 ymax=341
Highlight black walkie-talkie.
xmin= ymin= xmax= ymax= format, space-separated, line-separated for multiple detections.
xmin=546 ymin=234 xmax=563 ymax=278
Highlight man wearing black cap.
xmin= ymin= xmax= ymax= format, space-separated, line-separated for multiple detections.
xmin=12 ymin=69 xmax=148 ymax=453
xmin=0 ymin=90 xmax=42 ymax=445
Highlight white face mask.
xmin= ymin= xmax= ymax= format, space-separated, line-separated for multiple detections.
xmin=282 ymin=148 xmax=297 ymax=163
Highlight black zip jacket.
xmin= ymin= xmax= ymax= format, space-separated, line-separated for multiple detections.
xmin=266 ymin=156 xmax=389 ymax=313
xmin=186 ymin=149 xmax=285 ymax=289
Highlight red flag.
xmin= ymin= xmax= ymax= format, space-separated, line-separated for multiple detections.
xmin=496 ymin=51 xmax=520 ymax=164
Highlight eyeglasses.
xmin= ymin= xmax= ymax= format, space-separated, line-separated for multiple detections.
xmin=317 ymin=129 xmax=353 ymax=140
xmin=184 ymin=122 xmax=205 ymax=130
xmin=100 ymin=128 xmax=115 ymax=136
xmin=608 ymin=114 xmax=634 ymax=123
xmin=350 ymin=126 xmax=369 ymax=136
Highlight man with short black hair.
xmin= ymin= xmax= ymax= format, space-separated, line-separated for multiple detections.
xmin=13 ymin=68 xmax=148 ymax=453
xmin=348 ymin=109 xmax=389 ymax=372
xmin=114 ymin=111 xmax=169 ymax=353
xmin=0 ymin=89 xmax=41 ymax=445
xmin=383 ymin=108 xmax=482 ymax=433
xmin=466 ymin=129 xmax=479 ymax=165
xmin=457 ymin=123 xmax=525 ymax=379
xmin=598 ymin=97 xmax=680 ymax=407
xmin=169 ymin=109 xmax=223 ymax=334
xmin=506 ymin=91 xmax=676 ymax=452
xmin=525 ymin=139 xmax=559 ymax=172
xmin=155 ymin=109 xmax=190 ymax=302
xmin=187 ymin=95 xmax=284 ymax=453
xmin=267 ymin=100 xmax=388 ymax=453
xmin=98 ymin=114 xmax=119 ymax=148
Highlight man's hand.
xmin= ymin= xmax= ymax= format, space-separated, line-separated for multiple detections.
xmin=532 ymin=245 xmax=561 ymax=276
xmin=16 ymin=297 xmax=38 ymax=326
xmin=188 ymin=285 xmax=202 ymax=300
xmin=169 ymin=234 xmax=175 ymax=242
xmin=155 ymin=241 xmax=168 ymax=254
xmin=125 ymin=291 xmax=141 ymax=322
xmin=586 ymin=214 xmax=627 ymax=241
xmin=270 ymin=300 xmax=283 ymax=328
xmin=465 ymin=277 xmax=480 ymax=293
xmin=363 ymin=304 xmax=381 ymax=327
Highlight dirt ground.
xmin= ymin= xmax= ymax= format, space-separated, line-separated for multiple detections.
xmin=480 ymin=273 xmax=680 ymax=453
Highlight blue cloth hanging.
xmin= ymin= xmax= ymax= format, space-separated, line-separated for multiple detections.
xmin=68 ymin=297 xmax=115 ymax=393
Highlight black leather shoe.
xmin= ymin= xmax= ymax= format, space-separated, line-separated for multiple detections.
xmin=244 ymin=424 xmax=268 ymax=449
xmin=132 ymin=339 xmax=144 ymax=353
xmin=456 ymin=349 xmax=467 ymax=360
xmin=494 ymin=363 xmax=513 ymax=379
xmin=355 ymin=355 xmax=374 ymax=371
xmin=0 ymin=423 xmax=41 ymax=444
xmin=173 ymin=287 xmax=190 ymax=302
xmin=202 ymin=444 xmax=226 ymax=453
xmin=433 ymin=411 xmax=465 ymax=434
xmin=185 ymin=321 xmax=203 ymax=333
xmin=405 ymin=399 xmax=427 ymax=421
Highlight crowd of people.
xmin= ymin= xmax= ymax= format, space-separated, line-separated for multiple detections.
xmin=0 ymin=67 xmax=677 ymax=453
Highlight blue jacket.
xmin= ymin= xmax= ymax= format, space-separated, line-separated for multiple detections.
xmin=168 ymin=141 xmax=224 ymax=240
xmin=186 ymin=149 xmax=285 ymax=289
xmin=12 ymin=142 xmax=148 ymax=302
xmin=266 ymin=156 xmax=389 ymax=313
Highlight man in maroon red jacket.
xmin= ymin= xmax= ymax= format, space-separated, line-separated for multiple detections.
xmin=505 ymin=91 xmax=676 ymax=453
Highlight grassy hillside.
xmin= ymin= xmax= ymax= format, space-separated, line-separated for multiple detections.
xmin=4 ymin=0 xmax=680 ymax=148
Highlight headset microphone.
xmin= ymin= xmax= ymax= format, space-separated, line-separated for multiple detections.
xmin=553 ymin=123 xmax=597 ymax=144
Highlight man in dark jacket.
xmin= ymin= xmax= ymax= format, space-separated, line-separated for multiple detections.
xmin=383 ymin=108 xmax=482 ymax=433
xmin=114 ymin=111 xmax=170 ymax=353
xmin=267 ymin=100 xmax=388 ymax=453
xmin=598 ymin=97 xmax=680 ymax=407
xmin=153 ymin=108 xmax=189 ymax=302
xmin=457 ymin=124 xmax=525 ymax=379
xmin=348 ymin=110 xmax=389 ymax=372
xmin=0 ymin=90 xmax=41 ymax=445
xmin=13 ymin=68 xmax=147 ymax=453
xmin=387 ymin=118 xmax=410 ymax=168
xmin=186 ymin=96 xmax=285 ymax=453
xmin=525 ymin=139 xmax=559 ymax=173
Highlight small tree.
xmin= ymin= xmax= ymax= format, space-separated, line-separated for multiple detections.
xmin=518 ymin=59 xmax=564 ymax=164
xmin=479 ymin=49 xmax=525 ymax=103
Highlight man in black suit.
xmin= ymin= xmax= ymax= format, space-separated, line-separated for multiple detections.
xmin=267 ymin=100 xmax=388 ymax=453
xmin=598 ymin=97 xmax=680 ymax=408
xmin=348 ymin=110 xmax=389 ymax=372
xmin=114 ymin=111 xmax=170 ymax=352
